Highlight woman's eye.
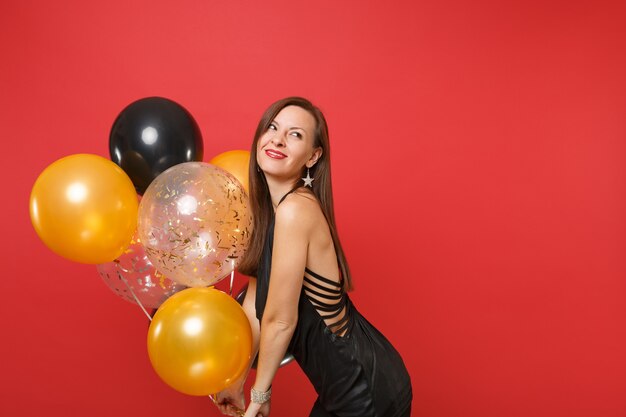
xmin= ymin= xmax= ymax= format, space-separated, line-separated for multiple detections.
xmin=290 ymin=131 xmax=302 ymax=138
xmin=268 ymin=123 xmax=277 ymax=131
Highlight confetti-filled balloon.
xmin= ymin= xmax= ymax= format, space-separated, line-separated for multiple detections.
xmin=97 ymin=232 xmax=186 ymax=309
xmin=29 ymin=154 xmax=138 ymax=264
xmin=138 ymin=162 xmax=252 ymax=287
xmin=147 ymin=287 xmax=253 ymax=395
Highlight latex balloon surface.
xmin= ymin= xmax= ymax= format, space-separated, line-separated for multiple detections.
xmin=147 ymin=287 xmax=253 ymax=395
xmin=30 ymin=154 xmax=138 ymax=264
xmin=138 ymin=162 xmax=252 ymax=287
xmin=97 ymin=232 xmax=186 ymax=309
xmin=109 ymin=97 xmax=203 ymax=194
xmin=209 ymin=150 xmax=250 ymax=193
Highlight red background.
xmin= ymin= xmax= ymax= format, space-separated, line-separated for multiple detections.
xmin=2 ymin=1 xmax=625 ymax=416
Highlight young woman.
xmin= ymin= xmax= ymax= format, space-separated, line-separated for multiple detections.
xmin=216 ymin=97 xmax=412 ymax=417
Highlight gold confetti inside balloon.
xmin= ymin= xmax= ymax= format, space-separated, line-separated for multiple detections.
xmin=147 ymin=287 xmax=253 ymax=395
xmin=96 ymin=231 xmax=186 ymax=309
xmin=137 ymin=162 xmax=252 ymax=287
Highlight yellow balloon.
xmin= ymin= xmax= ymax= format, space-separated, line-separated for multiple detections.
xmin=209 ymin=150 xmax=250 ymax=193
xmin=147 ymin=288 xmax=252 ymax=395
xmin=29 ymin=154 xmax=138 ymax=264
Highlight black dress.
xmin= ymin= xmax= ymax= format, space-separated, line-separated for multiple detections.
xmin=255 ymin=190 xmax=413 ymax=417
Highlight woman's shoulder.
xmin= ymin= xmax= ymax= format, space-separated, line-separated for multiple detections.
xmin=275 ymin=188 xmax=322 ymax=226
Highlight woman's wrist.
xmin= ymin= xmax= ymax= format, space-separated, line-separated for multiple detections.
xmin=250 ymin=386 xmax=272 ymax=404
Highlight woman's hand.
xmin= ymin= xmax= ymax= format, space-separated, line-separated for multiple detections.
xmin=214 ymin=385 xmax=246 ymax=416
xmin=243 ymin=399 xmax=270 ymax=417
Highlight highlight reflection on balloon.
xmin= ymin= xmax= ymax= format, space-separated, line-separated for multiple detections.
xmin=138 ymin=162 xmax=252 ymax=287
xmin=97 ymin=232 xmax=186 ymax=309
xmin=147 ymin=287 xmax=253 ymax=396
xmin=29 ymin=154 xmax=138 ymax=264
xmin=109 ymin=97 xmax=204 ymax=195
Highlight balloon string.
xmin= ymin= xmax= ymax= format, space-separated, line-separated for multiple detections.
xmin=118 ymin=272 xmax=153 ymax=322
xmin=229 ymin=259 xmax=235 ymax=297
xmin=208 ymin=394 xmax=244 ymax=417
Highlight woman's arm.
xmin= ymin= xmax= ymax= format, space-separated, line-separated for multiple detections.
xmin=246 ymin=197 xmax=314 ymax=412
xmin=215 ymin=278 xmax=260 ymax=416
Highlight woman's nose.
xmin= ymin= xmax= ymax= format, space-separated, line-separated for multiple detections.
xmin=271 ymin=133 xmax=286 ymax=146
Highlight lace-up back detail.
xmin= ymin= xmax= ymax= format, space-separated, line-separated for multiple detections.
xmin=256 ymin=187 xmax=413 ymax=416
xmin=303 ymin=267 xmax=351 ymax=337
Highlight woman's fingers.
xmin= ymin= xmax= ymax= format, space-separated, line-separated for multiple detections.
xmin=228 ymin=403 xmax=245 ymax=416
xmin=216 ymin=400 xmax=241 ymax=416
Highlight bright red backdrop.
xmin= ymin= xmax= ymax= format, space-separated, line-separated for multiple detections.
xmin=1 ymin=1 xmax=625 ymax=416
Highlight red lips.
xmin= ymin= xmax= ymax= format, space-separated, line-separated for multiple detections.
xmin=265 ymin=149 xmax=287 ymax=159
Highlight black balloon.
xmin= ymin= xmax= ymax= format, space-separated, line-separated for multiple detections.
xmin=109 ymin=97 xmax=204 ymax=194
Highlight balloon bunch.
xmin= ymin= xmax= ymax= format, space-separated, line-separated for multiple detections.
xmin=29 ymin=97 xmax=255 ymax=396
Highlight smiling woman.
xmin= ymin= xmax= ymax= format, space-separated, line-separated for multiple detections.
xmin=256 ymin=105 xmax=322 ymax=189
xmin=214 ymin=97 xmax=413 ymax=417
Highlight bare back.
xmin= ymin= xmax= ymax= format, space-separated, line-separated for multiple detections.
xmin=279 ymin=189 xmax=348 ymax=336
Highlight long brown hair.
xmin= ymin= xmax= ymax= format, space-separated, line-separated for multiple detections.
xmin=237 ymin=97 xmax=353 ymax=291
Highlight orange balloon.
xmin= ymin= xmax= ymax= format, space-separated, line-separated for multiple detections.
xmin=29 ymin=154 xmax=138 ymax=264
xmin=209 ymin=150 xmax=250 ymax=193
xmin=147 ymin=288 xmax=252 ymax=395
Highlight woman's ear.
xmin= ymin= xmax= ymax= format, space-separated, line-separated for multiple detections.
xmin=307 ymin=147 xmax=323 ymax=168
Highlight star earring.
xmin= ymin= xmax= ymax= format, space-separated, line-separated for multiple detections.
xmin=302 ymin=167 xmax=314 ymax=187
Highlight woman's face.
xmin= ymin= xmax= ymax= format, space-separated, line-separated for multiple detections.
xmin=257 ymin=105 xmax=321 ymax=182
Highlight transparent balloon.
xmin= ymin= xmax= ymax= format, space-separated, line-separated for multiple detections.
xmin=97 ymin=232 xmax=186 ymax=309
xmin=137 ymin=162 xmax=252 ymax=287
